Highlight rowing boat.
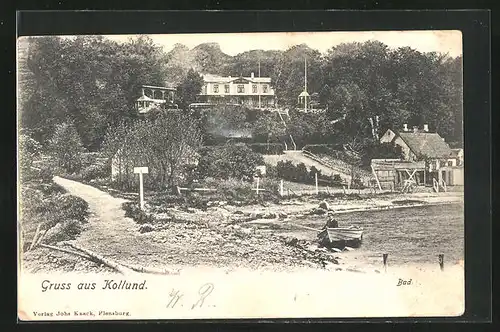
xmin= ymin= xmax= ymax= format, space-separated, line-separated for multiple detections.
xmin=317 ymin=227 xmax=364 ymax=248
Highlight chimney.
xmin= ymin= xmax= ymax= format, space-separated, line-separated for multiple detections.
xmin=403 ymin=123 xmax=408 ymax=131
xmin=413 ymin=126 xmax=418 ymax=133
xmin=423 ymin=124 xmax=429 ymax=132
xmin=251 ymin=72 xmax=254 ymax=78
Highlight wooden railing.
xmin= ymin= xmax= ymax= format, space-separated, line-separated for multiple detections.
xmin=302 ymin=150 xmax=373 ymax=183
xmin=433 ymin=178 xmax=447 ymax=192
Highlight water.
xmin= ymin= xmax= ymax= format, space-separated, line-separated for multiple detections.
xmin=302 ymin=204 xmax=464 ymax=266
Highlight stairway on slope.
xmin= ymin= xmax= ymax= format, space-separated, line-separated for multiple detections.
xmin=275 ymin=109 xmax=297 ymax=151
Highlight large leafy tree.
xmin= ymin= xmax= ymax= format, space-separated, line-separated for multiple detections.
xmin=102 ymin=112 xmax=202 ymax=190
xmin=48 ymin=121 xmax=86 ymax=173
xmin=20 ymin=36 xmax=168 ymax=150
xmin=176 ymin=69 xmax=204 ymax=109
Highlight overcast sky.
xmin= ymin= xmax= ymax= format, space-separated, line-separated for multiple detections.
xmin=102 ymin=30 xmax=462 ymax=57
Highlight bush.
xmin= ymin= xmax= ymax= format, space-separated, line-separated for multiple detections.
xmin=122 ymin=202 xmax=156 ymax=225
xmin=265 ymin=163 xmax=278 ymax=179
xmin=18 ymin=133 xmax=42 ymax=182
xmin=38 ymin=164 xmax=55 ymax=183
xmin=276 ymin=160 xmax=312 ymax=183
xmin=197 ymin=144 xmax=264 ymax=181
xmin=38 ymin=182 xmax=66 ymax=196
xmin=20 ymin=187 xmax=89 ymax=246
xmin=55 ymin=194 xmax=89 ymax=222
xmin=81 ymin=162 xmax=110 ymax=181
xmin=273 ymin=160 xmax=346 ymax=187
xmin=247 ymin=143 xmax=284 ymax=155
xmin=302 ymin=144 xmax=339 ymax=155
xmin=331 ymin=174 xmax=344 ymax=187
xmin=351 ymin=176 xmax=366 ymax=189
xmin=43 ymin=219 xmax=83 ymax=244
xmin=81 ymin=153 xmax=98 ymax=167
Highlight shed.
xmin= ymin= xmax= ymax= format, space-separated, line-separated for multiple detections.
xmin=371 ymin=159 xmax=426 ymax=190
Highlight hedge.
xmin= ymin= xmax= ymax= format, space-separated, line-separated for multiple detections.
xmin=273 ymin=160 xmax=345 ymax=187
xmin=247 ymin=143 xmax=284 ymax=155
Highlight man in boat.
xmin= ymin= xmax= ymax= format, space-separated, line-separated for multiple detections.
xmin=323 ymin=211 xmax=338 ymax=229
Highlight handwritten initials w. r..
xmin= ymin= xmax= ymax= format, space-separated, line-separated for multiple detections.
xmin=166 ymin=289 xmax=183 ymax=308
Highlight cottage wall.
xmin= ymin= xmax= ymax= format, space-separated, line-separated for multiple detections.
xmin=379 ymin=129 xmax=397 ymax=144
xmin=451 ymin=167 xmax=464 ymax=186
xmin=373 ymin=169 xmax=397 ymax=190
xmin=393 ymin=136 xmax=414 ymax=161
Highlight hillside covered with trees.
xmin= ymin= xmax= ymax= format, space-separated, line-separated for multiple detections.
xmin=18 ymin=35 xmax=463 ymax=153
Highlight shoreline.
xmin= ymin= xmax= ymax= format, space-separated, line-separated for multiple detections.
xmin=215 ymin=191 xmax=464 ymax=220
xmin=22 ymin=177 xmax=463 ymax=275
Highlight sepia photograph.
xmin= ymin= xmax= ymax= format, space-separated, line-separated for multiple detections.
xmin=17 ymin=30 xmax=465 ymax=320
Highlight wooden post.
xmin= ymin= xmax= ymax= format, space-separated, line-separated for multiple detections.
xmin=280 ymin=180 xmax=284 ymax=197
xmin=139 ymin=173 xmax=144 ymax=210
xmin=29 ymin=223 xmax=42 ymax=251
xmin=256 ymin=177 xmax=260 ymax=197
xmin=315 ymin=172 xmax=319 ymax=195
xmin=371 ymin=165 xmax=382 ymax=191
xmin=134 ymin=167 xmax=149 ymax=210
xmin=383 ymin=253 xmax=388 ymax=273
xmin=438 ymin=254 xmax=444 ymax=271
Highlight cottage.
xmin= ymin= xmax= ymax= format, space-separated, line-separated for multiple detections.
xmin=379 ymin=124 xmax=462 ymax=188
xmin=449 ymin=148 xmax=464 ymax=167
xmin=199 ymin=73 xmax=275 ymax=108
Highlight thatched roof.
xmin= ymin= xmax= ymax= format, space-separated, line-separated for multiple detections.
xmin=398 ymin=132 xmax=453 ymax=159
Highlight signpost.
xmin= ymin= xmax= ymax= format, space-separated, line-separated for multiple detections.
xmin=315 ymin=172 xmax=319 ymax=195
xmin=134 ymin=167 xmax=149 ymax=210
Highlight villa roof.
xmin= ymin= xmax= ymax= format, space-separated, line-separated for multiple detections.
xmin=398 ymin=132 xmax=453 ymax=159
xmin=136 ymin=95 xmax=167 ymax=103
xmin=136 ymin=95 xmax=153 ymax=101
xmin=141 ymin=84 xmax=176 ymax=91
xmin=202 ymin=74 xmax=271 ymax=84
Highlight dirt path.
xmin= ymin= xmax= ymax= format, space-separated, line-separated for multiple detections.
xmin=53 ymin=176 xmax=183 ymax=272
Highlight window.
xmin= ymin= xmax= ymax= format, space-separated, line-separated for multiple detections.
xmin=224 ymin=85 xmax=230 ymax=93
xmin=252 ymin=85 xmax=257 ymax=93
xmin=237 ymin=85 xmax=245 ymax=93
xmin=262 ymin=84 xmax=268 ymax=93
xmin=213 ymin=84 xmax=219 ymax=93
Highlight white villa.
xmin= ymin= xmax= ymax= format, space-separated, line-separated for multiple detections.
xmin=199 ymin=73 xmax=275 ymax=108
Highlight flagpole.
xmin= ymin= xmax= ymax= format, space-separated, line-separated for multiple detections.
xmin=258 ymin=60 xmax=261 ymax=109
xmin=304 ymin=57 xmax=307 ymax=112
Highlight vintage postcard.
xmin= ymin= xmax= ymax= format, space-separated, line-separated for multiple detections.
xmin=17 ymin=30 xmax=464 ymax=320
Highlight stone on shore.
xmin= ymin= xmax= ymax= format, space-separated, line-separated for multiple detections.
xmin=139 ymin=223 xmax=154 ymax=233
xmin=318 ymin=200 xmax=330 ymax=210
